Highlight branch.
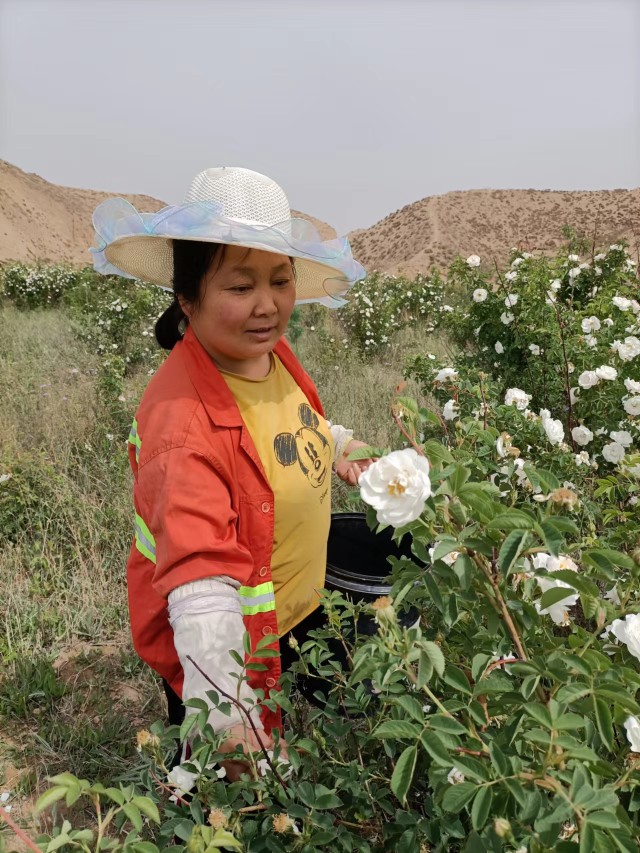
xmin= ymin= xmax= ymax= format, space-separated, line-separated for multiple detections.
xmin=0 ymin=805 xmax=43 ymax=853
xmin=185 ymin=656 xmax=287 ymax=789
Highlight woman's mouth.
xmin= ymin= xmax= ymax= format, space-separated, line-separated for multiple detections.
xmin=246 ymin=326 xmax=275 ymax=341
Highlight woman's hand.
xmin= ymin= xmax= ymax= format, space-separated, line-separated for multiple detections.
xmin=218 ymin=723 xmax=289 ymax=781
xmin=334 ymin=439 xmax=374 ymax=486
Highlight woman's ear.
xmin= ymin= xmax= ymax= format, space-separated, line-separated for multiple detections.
xmin=177 ymin=296 xmax=192 ymax=319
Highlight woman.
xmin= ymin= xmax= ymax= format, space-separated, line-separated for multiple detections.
xmin=91 ymin=166 xmax=370 ymax=778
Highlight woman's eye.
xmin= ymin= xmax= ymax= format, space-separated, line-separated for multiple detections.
xmin=231 ymin=285 xmax=252 ymax=293
xmin=273 ymin=279 xmax=292 ymax=287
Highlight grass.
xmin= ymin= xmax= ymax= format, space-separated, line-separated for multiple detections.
xmin=0 ymin=302 xmax=445 ymax=830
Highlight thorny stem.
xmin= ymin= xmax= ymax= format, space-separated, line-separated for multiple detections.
xmin=391 ymin=401 xmax=430 ymax=454
xmin=0 ymin=805 xmax=43 ymax=853
xmin=471 ymin=552 xmax=529 ymax=663
xmin=186 ymin=656 xmax=287 ymax=789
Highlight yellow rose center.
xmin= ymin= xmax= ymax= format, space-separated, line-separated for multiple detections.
xmin=387 ymin=478 xmax=406 ymax=496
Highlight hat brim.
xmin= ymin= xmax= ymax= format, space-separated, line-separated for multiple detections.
xmin=90 ymin=198 xmax=365 ymax=308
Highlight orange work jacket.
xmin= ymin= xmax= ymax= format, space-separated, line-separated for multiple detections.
xmin=126 ymin=324 xmax=325 ymax=735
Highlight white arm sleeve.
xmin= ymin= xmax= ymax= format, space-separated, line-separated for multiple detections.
xmin=168 ymin=577 xmax=264 ymax=733
xmin=326 ymin=421 xmax=354 ymax=466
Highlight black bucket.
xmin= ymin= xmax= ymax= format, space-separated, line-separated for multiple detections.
xmin=325 ymin=512 xmax=417 ymax=633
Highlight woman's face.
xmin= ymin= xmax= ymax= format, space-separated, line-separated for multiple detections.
xmin=181 ymin=245 xmax=296 ymax=376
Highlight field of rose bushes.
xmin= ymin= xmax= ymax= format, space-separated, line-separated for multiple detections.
xmin=2 ymin=234 xmax=640 ymax=852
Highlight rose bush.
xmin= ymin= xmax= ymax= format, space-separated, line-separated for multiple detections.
xmin=12 ymin=241 xmax=640 ymax=851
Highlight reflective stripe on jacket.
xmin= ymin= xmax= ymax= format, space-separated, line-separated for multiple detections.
xmin=126 ymin=325 xmax=324 ymax=735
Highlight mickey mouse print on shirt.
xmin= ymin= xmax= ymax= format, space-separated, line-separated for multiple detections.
xmin=273 ymin=403 xmax=332 ymax=488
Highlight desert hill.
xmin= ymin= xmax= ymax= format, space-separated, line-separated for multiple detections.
xmin=349 ymin=188 xmax=640 ymax=275
xmin=1 ymin=160 xmax=638 ymax=275
xmin=0 ymin=160 xmax=336 ymax=266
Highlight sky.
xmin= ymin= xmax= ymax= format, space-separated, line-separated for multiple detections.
xmin=0 ymin=0 xmax=639 ymax=235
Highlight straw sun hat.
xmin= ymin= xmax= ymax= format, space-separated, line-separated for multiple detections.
xmin=90 ymin=166 xmax=365 ymax=307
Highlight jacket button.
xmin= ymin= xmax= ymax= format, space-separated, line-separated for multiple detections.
xmin=259 ymin=565 xmax=268 ymax=577
xmin=262 ymin=626 xmax=273 ymax=636
xmin=265 ymin=677 xmax=276 ymax=688
xmin=261 ymin=501 xmax=270 ymax=513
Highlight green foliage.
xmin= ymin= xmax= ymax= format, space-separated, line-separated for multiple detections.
xmin=338 ymin=270 xmax=445 ymax=355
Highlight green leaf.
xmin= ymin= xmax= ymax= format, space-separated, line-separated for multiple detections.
xmin=538 ymin=520 xmax=563 ymax=557
xmin=131 ymin=796 xmax=160 ymax=824
xmin=424 ymin=439 xmax=454 ymax=465
xmin=458 ymin=483 xmax=497 ymax=521
xmin=421 ymin=641 xmax=445 ymax=678
xmin=583 ymin=548 xmax=635 ymax=572
xmin=488 ymin=742 xmax=509 ymax=776
xmin=442 ymin=781 xmax=477 ymax=812
xmin=579 ymin=821 xmax=595 ymax=853
xmin=471 ymin=787 xmax=493 ymax=831
xmin=524 ymin=703 xmax=553 ymax=729
xmin=372 ymin=720 xmax=422 ymax=740
xmin=417 ymin=649 xmax=433 ymax=687
xmin=346 ymin=444 xmax=385 ymax=461
xmin=442 ymin=665 xmax=472 ymax=695
xmin=593 ymin=697 xmax=614 ymax=751
xmin=34 ymin=786 xmax=67 ymax=814
xmin=535 ymin=467 xmax=561 ymax=492
xmin=448 ymin=464 xmax=471 ymax=495
xmin=540 ymin=585 xmax=577 ymax=611
xmin=393 ymin=694 xmax=428 ymax=722
xmin=419 ymin=730 xmax=453 ymax=766
xmin=498 ymin=530 xmax=529 ymax=573
xmin=588 ymin=811 xmax=620 ymax=830
xmin=122 ymin=803 xmax=143 ymax=832
xmin=487 ymin=509 xmax=535 ymax=531
xmin=391 ymin=745 xmax=418 ymax=805
xmin=428 ymin=714 xmax=468 ymax=736
xmin=314 ymin=790 xmax=343 ymax=810
xmin=208 ymin=829 xmax=244 ymax=850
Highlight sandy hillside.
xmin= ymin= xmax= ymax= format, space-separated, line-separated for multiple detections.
xmin=0 ymin=160 xmax=336 ymax=266
xmin=349 ymin=188 xmax=640 ymax=275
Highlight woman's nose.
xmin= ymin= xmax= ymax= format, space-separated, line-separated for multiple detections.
xmin=253 ymin=285 xmax=277 ymax=315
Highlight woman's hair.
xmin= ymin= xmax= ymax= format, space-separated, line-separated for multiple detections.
xmin=154 ymin=240 xmax=225 ymax=350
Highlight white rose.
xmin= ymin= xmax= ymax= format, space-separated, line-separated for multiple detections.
xmin=504 ymin=293 xmax=518 ymax=308
xmin=625 ymin=378 xmax=640 ymax=393
xmin=550 ymin=279 xmax=562 ymax=292
xmin=568 ymin=267 xmax=581 ymax=279
xmin=568 ymin=254 xmax=579 ymax=262
xmin=624 ymin=396 xmax=640 ymax=416
xmin=581 ymin=316 xmax=601 ymax=333
xmin=472 ymin=287 xmax=488 ymax=303
xmin=495 ymin=341 xmax=504 ymax=354
xmin=434 ymin=367 xmax=458 ymax=383
xmin=501 ymin=311 xmax=515 ymax=325
xmin=613 ymin=337 xmax=640 ymax=362
xmin=529 ymin=344 xmax=540 ymax=355
xmin=505 ymin=271 xmax=518 ymax=282
xmin=578 ymin=370 xmax=600 ymax=389
xmin=604 ymin=318 xmax=614 ymax=327
xmin=610 ymin=430 xmax=633 ymax=447
xmin=584 ymin=335 xmax=598 ymax=348
xmin=543 ymin=416 xmax=564 ymax=446
xmin=625 ymin=717 xmax=640 ymax=752
xmin=569 ymin=387 xmax=580 ymax=404
xmin=613 ymin=296 xmax=633 ymax=311
xmin=466 ymin=254 xmax=481 ymax=268
xmin=511 ymin=257 xmax=524 ymax=267
xmin=595 ymin=365 xmax=618 ymax=381
xmin=504 ymin=388 xmax=531 ymax=411
xmin=442 ymin=399 xmax=459 ymax=421
xmin=359 ymin=448 xmax=432 ymax=528
xmin=602 ymin=442 xmax=626 ymax=464
xmin=571 ymin=425 xmax=593 ymax=446
xmin=535 ymin=576 xmax=578 ymax=625
xmin=575 ymin=451 xmax=590 ymax=466
xmin=547 ymin=554 xmax=579 ymax=574
xmin=608 ymin=614 xmax=640 ymax=661
xmin=545 ymin=290 xmax=557 ymax=304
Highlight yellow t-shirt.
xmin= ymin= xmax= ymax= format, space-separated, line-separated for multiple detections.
xmin=221 ymin=354 xmax=333 ymax=635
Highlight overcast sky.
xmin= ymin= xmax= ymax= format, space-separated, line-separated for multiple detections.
xmin=1 ymin=0 xmax=638 ymax=234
